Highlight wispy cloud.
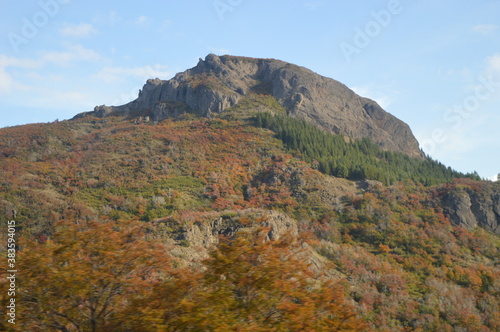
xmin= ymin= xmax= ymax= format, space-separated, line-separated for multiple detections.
xmin=0 ymin=55 xmax=39 ymax=69
xmin=483 ymin=54 xmax=500 ymax=98
xmin=487 ymin=54 xmax=500 ymax=72
xmin=41 ymin=44 xmax=101 ymax=66
xmin=0 ymin=67 xmax=20 ymax=94
xmin=304 ymin=1 xmax=323 ymax=10
xmin=472 ymin=24 xmax=498 ymax=35
xmin=351 ymin=85 xmax=394 ymax=109
xmin=94 ymin=11 xmax=121 ymax=26
xmin=135 ymin=15 xmax=149 ymax=26
xmin=0 ymin=55 xmax=39 ymax=94
xmin=208 ymin=47 xmax=230 ymax=55
xmin=0 ymin=44 xmax=102 ymax=96
xmin=416 ymin=118 xmax=486 ymax=164
xmin=158 ymin=20 xmax=172 ymax=34
xmin=40 ymin=90 xmax=89 ymax=106
xmin=488 ymin=174 xmax=498 ymax=181
xmin=94 ymin=65 xmax=170 ymax=83
xmin=60 ymin=23 xmax=96 ymax=37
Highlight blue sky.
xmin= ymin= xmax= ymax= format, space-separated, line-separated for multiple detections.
xmin=1 ymin=0 xmax=499 ymax=180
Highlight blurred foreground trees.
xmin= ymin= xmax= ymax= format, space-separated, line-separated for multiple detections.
xmin=122 ymin=228 xmax=365 ymax=331
xmin=7 ymin=219 xmax=365 ymax=331
xmin=15 ymin=219 xmax=170 ymax=331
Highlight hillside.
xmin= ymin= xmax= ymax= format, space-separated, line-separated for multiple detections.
xmin=1 ymin=55 xmax=499 ymax=331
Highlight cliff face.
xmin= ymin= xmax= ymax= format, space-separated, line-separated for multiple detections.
xmin=74 ymin=54 xmax=422 ymax=158
xmin=157 ymin=209 xmax=339 ymax=278
xmin=441 ymin=182 xmax=500 ymax=235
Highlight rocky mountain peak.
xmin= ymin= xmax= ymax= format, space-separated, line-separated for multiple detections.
xmin=74 ymin=54 xmax=422 ymax=158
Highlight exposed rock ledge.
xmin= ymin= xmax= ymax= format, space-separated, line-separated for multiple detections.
xmin=157 ymin=209 xmax=339 ymax=277
xmin=441 ymin=182 xmax=500 ymax=235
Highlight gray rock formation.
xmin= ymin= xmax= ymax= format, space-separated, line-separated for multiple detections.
xmin=74 ymin=54 xmax=422 ymax=157
xmin=176 ymin=209 xmax=299 ymax=249
xmin=160 ymin=209 xmax=336 ymax=277
xmin=441 ymin=183 xmax=500 ymax=234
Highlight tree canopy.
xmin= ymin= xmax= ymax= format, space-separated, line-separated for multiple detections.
xmin=254 ymin=112 xmax=481 ymax=186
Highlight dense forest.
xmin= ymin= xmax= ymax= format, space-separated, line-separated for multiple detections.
xmin=254 ymin=112 xmax=481 ymax=186
xmin=0 ymin=115 xmax=499 ymax=331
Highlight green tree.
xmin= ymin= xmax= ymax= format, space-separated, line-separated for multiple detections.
xmin=253 ymin=112 xmax=481 ymax=185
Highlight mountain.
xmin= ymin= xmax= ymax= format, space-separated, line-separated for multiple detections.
xmin=1 ymin=55 xmax=499 ymax=331
xmin=75 ymin=54 xmax=422 ymax=158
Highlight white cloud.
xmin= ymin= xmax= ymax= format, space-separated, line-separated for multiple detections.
xmin=0 ymin=44 xmax=103 ymax=95
xmin=304 ymin=1 xmax=323 ymax=10
xmin=94 ymin=64 xmax=170 ymax=83
xmin=93 ymin=11 xmax=121 ymax=26
xmin=350 ymin=86 xmax=369 ymax=96
xmin=482 ymin=54 xmax=500 ymax=99
xmin=0 ymin=55 xmax=39 ymax=69
xmin=45 ymin=90 xmax=88 ymax=105
xmin=419 ymin=112 xmax=499 ymax=164
xmin=351 ymin=85 xmax=393 ymax=109
xmin=487 ymin=54 xmax=500 ymax=72
xmin=41 ymin=44 xmax=101 ymax=66
xmin=472 ymin=24 xmax=498 ymax=35
xmin=106 ymin=11 xmax=121 ymax=25
xmin=135 ymin=16 xmax=149 ymax=25
xmin=60 ymin=23 xmax=96 ymax=37
xmin=488 ymin=174 xmax=498 ymax=181
xmin=0 ymin=68 xmax=14 ymax=94
xmin=0 ymin=55 xmax=39 ymax=94
xmin=208 ymin=47 xmax=230 ymax=55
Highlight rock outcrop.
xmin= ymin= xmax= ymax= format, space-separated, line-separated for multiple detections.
xmin=159 ymin=209 xmax=336 ymax=277
xmin=176 ymin=209 xmax=299 ymax=249
xmin=74 ymin=54 xmax=422 ymax=158
xmin=441 ymin=182 xmax=500 ymax=234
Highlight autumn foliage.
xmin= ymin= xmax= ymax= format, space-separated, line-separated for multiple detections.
xmin=14 ymin=219 xmax=169 ymax=331
xmin=132 ymin=228 xmax=364 ymax=331
xmin=0 ymin=115 xmax=499 ymax=331
xmin=8 ymin=220 xmax=365 ymax=331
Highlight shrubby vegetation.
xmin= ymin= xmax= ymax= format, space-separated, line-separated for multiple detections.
xmin=307 ymin=181 xmax=500 ymax=331
xmin=0 ymin=115 xmax=498 ymax=331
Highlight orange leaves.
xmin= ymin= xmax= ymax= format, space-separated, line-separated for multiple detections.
xmin=17 ymin=218 xmax=171 ymax=331
xmin=378 ymin=243 xmax=391 ymax=254
xmin=164 ymin=228 xmax=366 ymax=331
xmin=14 ymin=217 xmax=366 ymax=331
xmin=120 ymin=228 xmax=366 ymax=331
